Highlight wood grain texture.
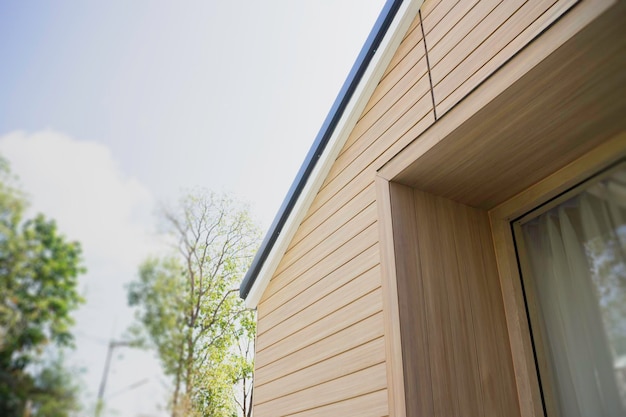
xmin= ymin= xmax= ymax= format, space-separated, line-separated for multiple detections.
xmin=254 ymin=312 xmax=385 ymax=387
xmin=424 ymin=0 xmax=578 ymax=117
xmin=374 ymin=4 xmax=624 ymax=415
xmin=424 ymin=0 xmax=475 ymax=42
xmin=490 ymin=132 xmax=626 ymax=221
xmin=259 ymin=223 xmax=377 ymax=313
xmin=286 ymin=389 xmax=389 ymax=417
xmin=401 ymin=189 xmax=520 ymax=417
xmin=255 ymin=337 xmax=386 ymax=405
xmin=413 ymin=190 xmax=455 ymax=417
xmin=261 ymin=206 xmax=377 ymax=302
xmin=382 ymin=11 xmax=423 ymax=80
xmin=325 ymin=75 xmax=431 ymax=191
xmin=329 ymin=26 xmax=430 ymax=187
xmin=437 ymin=0 xmax=577 ymax=115
xmin=254 ymin=363 xmax=387 ymax=417
xmin=378 ymin=180 xmax=520 ymax=417
xmin=309 ymin=94 xmax=434 ymax=225
xmin=420 ymin=0 xmax=447 ymax=20
xmin=252 ymin=1 xmax=622 ymax=415
xmin=307 ymin=14 xmax=432 ymax=222
xmin=258 ymin=243 xmax=379 ymax=334
xmin=252 ymin=18 xmax=435 ymax=417
xmin=375 ymin=177 xmax=407 ymax=417
xmin=286 ymin=181 xmax=375 ymax=252
xmin=383 ymin=0 xmax=624 ymax=208
xmin=389 ymin=183 xmax=434 ymax=417
xmin=472 ymin=206 xmax=521 ymax=416
xmin=256 ymin=266 xmax=380 ymax=351
xmin=255 ymin=287 xmax=383 ymax=368
xmin=425 ymin=0 xmax=503 ymax=69
xmin=273 ymin=201 xmax=377 ymax=279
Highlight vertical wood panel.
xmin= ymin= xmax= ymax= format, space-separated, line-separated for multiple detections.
xmin=383 ymin=186 xmax=520 ymax=417
xmin=471 ymin=207 xmax=521 ymax=416
xmin=438 ymin=196 xmax=483 ymax=417
xmin=413 ymin=190 xmax=456 ymax=417
xmin=376 ymin=177 xmax=407 ymax=417
xmin=388 ymin=182 xmax=433 ymax=417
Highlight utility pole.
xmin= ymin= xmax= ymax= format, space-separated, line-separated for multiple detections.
xmin=95 ymin=339 xmax=133 ymax=417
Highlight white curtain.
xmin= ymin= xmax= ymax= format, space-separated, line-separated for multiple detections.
xmin=522 ymin=173 xmax=626 ymax=417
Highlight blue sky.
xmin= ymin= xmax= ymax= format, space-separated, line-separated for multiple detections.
xmin=0 ymin=1 xmax=385 ymax=416
xmin=0 ymin=1 xmax=386 ymax=225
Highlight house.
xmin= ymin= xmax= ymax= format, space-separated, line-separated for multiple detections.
xmin=239 ymin=0 xmax=626 ymax=415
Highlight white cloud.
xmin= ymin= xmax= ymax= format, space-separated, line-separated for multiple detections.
xmin=0 ymin=130 xmax=168 ymax=417
xmin=0 ymin=130 xmax=159 ymax=268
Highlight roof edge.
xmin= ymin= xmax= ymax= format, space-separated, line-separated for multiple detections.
xmin=240 ymin=0 xmax=424 ymax=307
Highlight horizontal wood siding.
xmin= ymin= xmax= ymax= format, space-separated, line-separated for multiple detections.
xmin=256 ymin=266 xmax=381 ymax=352
xmin=257 ymin=243 xmax=379 ymax=335
xmin=253 ymin=9 xmax=434 ymax=416
xmin=423 ymin=0 xmax=578 ymax=117
xmin=287 ymin=389 xmax=389 ymax=417
xmin=255 ymin=336 xmax=386 ymax=404
xmin=250 ymin=0 xmax=623 ymax=415
xmin=256 ymin=287 xmax=382 ymax=368
xmin=254 ymin=363 xmax=388 ymax=416
xmin=254 ymin=312 xmax=385 ymax=387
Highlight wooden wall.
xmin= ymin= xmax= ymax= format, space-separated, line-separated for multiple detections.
xmin=250 ymin=0 xmax=599 ymax=415
xmin=422 ymin=0 xmax=577 ymax=117
xmin=388 ymin=183 xmax=519 ymax=417
xmin=253 ymin=9 xmax=434 ymax=417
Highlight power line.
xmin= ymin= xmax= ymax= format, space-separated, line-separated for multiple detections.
xmin=107 ymin=378 xmax=149 ymax=399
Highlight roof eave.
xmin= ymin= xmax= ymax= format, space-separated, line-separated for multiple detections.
xmin=240 ymin=0 xmax=424 ymax=308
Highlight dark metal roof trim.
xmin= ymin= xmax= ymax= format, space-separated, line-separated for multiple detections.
xmin=239 ymin=0 xmax=405 ymax=300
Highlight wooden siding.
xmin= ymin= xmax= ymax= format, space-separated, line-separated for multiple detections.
xmin=253 ymin=9 xmax=433 ymax=416
xmin=376 ymin=3 xmax=624 ymax=415
xmin=287 ymin=389 xmax=389 ymax=417
xmin=423 ymin=0 xmax=577 ymax=117
xmin=254 ymin=312 xmax=385 ymax=386
xmin=255 ymin=363 xmax=388 ymax=416
xmin=386 ymin=0 xmax=625 ymax=209
xmin=251 ymin=0 xmax=621 ymax=415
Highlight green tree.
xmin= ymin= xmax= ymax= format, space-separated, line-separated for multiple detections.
xmin=127 ymin=191 xmax=260 ymax=417
xmin=0 ymin=157 xmax=85 ymax=417
xmin=28 ymin=353 xmax=83 ymax=417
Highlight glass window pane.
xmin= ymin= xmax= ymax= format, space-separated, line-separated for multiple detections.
xmin=517 ymin=167 xmax=626 ymax=417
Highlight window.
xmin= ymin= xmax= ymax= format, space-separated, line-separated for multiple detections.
xmin=515 ymin=165 xmax=626 ymax=416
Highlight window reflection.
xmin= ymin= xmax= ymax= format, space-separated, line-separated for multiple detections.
xmin=519 ymin=167 xmax=626 ymax=417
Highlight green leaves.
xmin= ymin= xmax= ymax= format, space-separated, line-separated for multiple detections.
xmin=0 ymin=156 xmax=85 ymax=417
xmin=2 ymin=215 xmax=84 ymax=358
xmin=127 ymin=191 xmax=260 ymax=417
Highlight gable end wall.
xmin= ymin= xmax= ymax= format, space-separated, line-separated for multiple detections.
xmin=251 ymin=0 xmax=582 ymax=415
